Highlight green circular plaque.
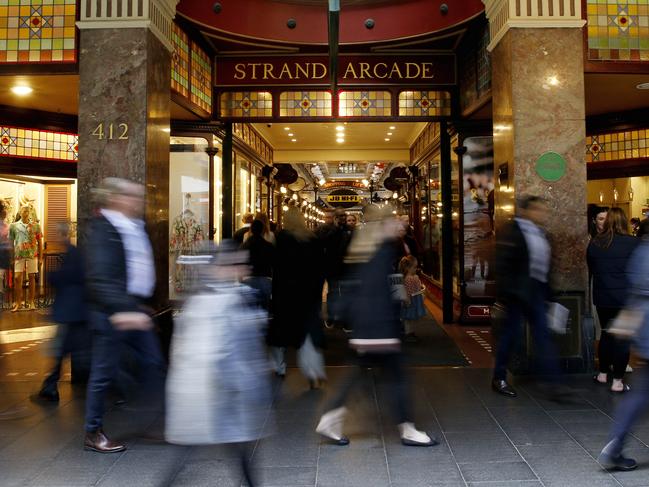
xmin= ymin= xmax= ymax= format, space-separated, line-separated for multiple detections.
xmin=536 ymin=151 xmax=566 ymax=182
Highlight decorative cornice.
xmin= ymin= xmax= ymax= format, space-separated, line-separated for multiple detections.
xmin=482 ymin=0 xmax=585 ymax=51
xmin=77 ymin=0 xmax=180 ymax=52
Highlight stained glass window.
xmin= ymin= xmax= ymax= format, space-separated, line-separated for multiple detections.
xmin=171 ymin=24 xmax=189 ymax=99
xmin=398 ymin=91 xmax=451 ymax=117
xmin=0 ymin=126 xmax=78 ymax=161
xmin=190 ymin=42 xmax=212 ymax=114
xmin=220 ymin=92 xmax=273 ymax=118
xmin=339 ymin=91 xmax=392 ymax=117
xmin=586 ymin=0 xmax=649 ymax=61
xmin=586 ymin=130 xmax=649 ymax=163
xmin=279 ymin=91 xmax=332 ymax=117
xmin=0 ymin=0 xmax=77 ymax=63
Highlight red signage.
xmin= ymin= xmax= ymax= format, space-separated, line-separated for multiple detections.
xmin=216 ymin=54 xmax=456 ymax=87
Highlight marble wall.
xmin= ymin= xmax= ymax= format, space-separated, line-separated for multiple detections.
xmin=77 ymin=28 xmax=171 ymax=306
xmin=492 ymin=28 xmax=588 ymax=293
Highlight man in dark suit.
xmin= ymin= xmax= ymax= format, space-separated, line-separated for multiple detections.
xmin=492 ymin=195 xmax=561 ymax=397
xmin=83 ymin=178 xmax=163 ymax=453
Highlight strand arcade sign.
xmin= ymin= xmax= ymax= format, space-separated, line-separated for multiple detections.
xmin=216 ymin=54 xmax=456 ymax=87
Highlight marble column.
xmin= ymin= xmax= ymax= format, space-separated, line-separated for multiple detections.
xmin=77 ymin=28 xmax=171 ymax=306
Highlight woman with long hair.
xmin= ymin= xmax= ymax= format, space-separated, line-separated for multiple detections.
xmin=244 ymin=212 xmax=275 ymax=245
xmin=588 ymin=207 xmax=638 ymax=393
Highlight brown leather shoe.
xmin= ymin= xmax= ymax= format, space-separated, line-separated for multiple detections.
xmin=84 ymin=429 xmax=126 ymax=453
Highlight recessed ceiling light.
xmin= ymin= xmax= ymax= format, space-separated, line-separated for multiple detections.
xmin=288 ymin=133 xmax=294 ymax=136
xmin=384 ymin=138 xmax=390 ymax=142
xmin=387 ymin=132 xmax=393 ymax=136
xmin=336 ymin=126 xmax=345 ymax=131
xmin=389 ymin=126 xmax=396 ymax=130
xmin=291 ymin=138 xmax=297 ymax=142
xmin=637 ymin=82 xmax=649 ymax=90
xmin=336 ymin=138 xmax=344 ymax=143
xmin=11 ymin=85 xmax=32 ymax=96
xmin=284 ymin=127 xmax=290 ymax=130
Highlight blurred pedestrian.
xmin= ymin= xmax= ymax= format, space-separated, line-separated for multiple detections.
xmin=268 ymin=208 xmax=326 ymax=387
xmin=588 ymin=208 xmax=638 ymax=393
xmin=321 ymin=208 xmax=352 ymax=329
xmin=36 ymin=222 xmax=91 ymax=402
xmin=241 ymin=219 xmax=275 ymax=310
xmin=243 ymin=212 xmax=275 ymax=245
xmin=83 ymin=178 xmax=164 ymax=453
xmin=315 ymin=205 xmax=436 ymax=447
xmin=233 ymin=213 xmax=254 ymax=245
xmin=166 ymin=242 xmax=271 ymax=487
xmin=491 ymin=196 xmax=563 ymax=398
xmin=598 ymin=223 xmax=649 ymax=471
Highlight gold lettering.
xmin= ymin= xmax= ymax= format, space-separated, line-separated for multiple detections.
xmin=389 ymin=63 xmax=403 ymax=78
xmin=234 ymin=63 xmax=246 ymax=80
xmin=294 ymin=63 xmax=309 ymax=79
xmin=421 ymin=62 xmax=434 ymax=79
xmin=373 ymin=62 xmax=388 ymax=79
xmin=359 ymin=62 xmax=371 ymax=79
xmin=263 ymin=63 xmax=276 ymax=80
xmin=312 ymin=62 xmax=327 ymax=79
xmin=343 ymin=62 xmax=357 ymax=79
xmin=249 ymin=63 xmax=261 ymax=80
xmin=405 ymin=63 xmax=421 ymax=78
xmin=279 ymin=63 xmax=293 ymax=79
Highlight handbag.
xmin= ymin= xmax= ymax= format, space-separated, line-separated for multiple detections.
xmin=547 ymin=301 xmax=570 ymax=335
xmin=608 ymin=308 xmax=646 ymax=339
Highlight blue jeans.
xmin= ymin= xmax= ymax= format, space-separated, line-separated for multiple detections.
xmin=610 ymin=362 xmax=649 ymax=449
xmin=493 ymin=281 xmax=560 ymax=381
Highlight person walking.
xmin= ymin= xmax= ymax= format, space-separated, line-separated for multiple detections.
xmin=83 ymin=178 xmax=164 ymax=453
xmin=491 ymin=195 xmax=562 ymax=398
xmin=36 ymin=222 xmax=91 ymax=402
xmin=241 ymin=218 xmax=275 ymax=310
xmin=243 ymin=212 xmax=275 ymax=245
xmin=598 ymin=219 xmax=649 ymax=471
xmin=588 ymin=207 xmax=638 ymax=393
xmin=315 ymin=205 xmax=436 ymax=447
xmin=321 ymin=208 xmax=352 ymax=329
xmin=268 ymin=207 xmax=326 ymax=387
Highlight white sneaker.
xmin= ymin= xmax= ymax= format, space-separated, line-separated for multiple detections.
xmin=316 ymin=407 xmax=349 ymax=445
xmin=398 ymin=422 xmax=438 ymax=447
xmin=626 ymin=365 xmax=633 ymax=373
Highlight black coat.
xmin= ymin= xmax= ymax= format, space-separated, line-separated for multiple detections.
xmin=587 ymin=234 xmax=638 ymax=308
xmin=242 ymin=235 xmax=274 ymax=278
xmin=85 ymin=215 xmax=149 ymax=321
xmin=495 ymin=219 xmax=551 ymax=306
xmin=268 ymin=230 xmax=324 ymax=349
xmin=50 ymin=243 xmax=88 ymax=324
xmin=321 ymin=226 xmax=351 ymax=280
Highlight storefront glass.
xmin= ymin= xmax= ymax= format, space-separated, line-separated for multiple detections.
xmin=421 ymin=158 xmax=442 ymax=283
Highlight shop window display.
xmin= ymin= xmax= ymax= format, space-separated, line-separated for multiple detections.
xmin=421 ymin=160 xmax=442 ymax=283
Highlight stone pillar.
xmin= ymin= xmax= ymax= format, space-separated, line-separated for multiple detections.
xmin=76 ymin=0 xmax=178 ymax=307
xmin=484 ymin=0 xmax=591 ymax=369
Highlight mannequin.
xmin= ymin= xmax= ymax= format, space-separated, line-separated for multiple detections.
xmin=9 ymin=205 xmax=42 ymax=310
xmin=169 ymin=194 xmax=204 ymax=293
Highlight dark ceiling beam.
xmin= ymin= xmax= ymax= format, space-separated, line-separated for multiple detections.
xmin=328 ymin=0 xmax=340 ymax=97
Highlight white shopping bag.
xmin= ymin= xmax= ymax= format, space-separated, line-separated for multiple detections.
xmin=547 ymin=301 xmax=570 ymax=335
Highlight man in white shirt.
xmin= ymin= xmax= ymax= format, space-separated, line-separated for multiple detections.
xmin=83 ymin=178 xmax=163 ymax=453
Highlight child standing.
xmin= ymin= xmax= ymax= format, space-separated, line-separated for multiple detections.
xmin=399 ymin=255 xmax=426 ymax=341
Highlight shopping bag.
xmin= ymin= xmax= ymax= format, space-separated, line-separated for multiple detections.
xmin=547 ymin=301 xmax=570 ymax=335
xmin=388 ymin=273 xmax=408 ymax=302
xmin=608 ymin=309 xmax=646 ymax=339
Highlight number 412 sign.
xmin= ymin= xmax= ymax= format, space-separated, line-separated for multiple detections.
xmin=91 ymin=122 xmax=129 ymax=140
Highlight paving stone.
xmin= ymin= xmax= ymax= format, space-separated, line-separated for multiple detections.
xmin=458 ymin=460 xmax=537 ymax=482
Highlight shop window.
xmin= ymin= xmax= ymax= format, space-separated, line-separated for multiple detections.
xmin=398 ymin=91 xmax=451 ymax=117
xmin=421 ymin=160 xmax=442 ymax=284
xmin=0 ymin=126 xmax=77 ymax=161
xmin=338 ymin=91 xmax=392 ymax=117
xmin=586 ymin=0 xmax=649 ymax=61
xmin=220 ymin=92 xmax=273 ymax=118
xmin=586 ymin=129 xmax=649 ymax=163
xmin=190 ymin=42 xmax=213 ymax=114
xmin=0 ymin=0 xmax=77 ymax=64
xmin=171 ymin=24 xmax=190 ymax=99
xmin=279 ymin=91 xmax=332 ymax=117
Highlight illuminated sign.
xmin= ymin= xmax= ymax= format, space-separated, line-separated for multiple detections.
xmin=326 ymin=194 xmax=363 ymax=204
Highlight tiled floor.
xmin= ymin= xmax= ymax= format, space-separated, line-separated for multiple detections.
xmin=2 ymin=309 xmax=649 ymax=487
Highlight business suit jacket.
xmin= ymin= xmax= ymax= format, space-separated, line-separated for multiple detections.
xmin=50 ymin=243 xmax=88 ymax=324
xmin=495 ymin=219 xmax=551 ymax=308
xmin=85 ymin=214 xmax=148 ymax=322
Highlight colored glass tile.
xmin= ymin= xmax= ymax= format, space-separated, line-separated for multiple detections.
xmin=398 ymin=91 xmax=451 ymax=117
xmin=171 ymin=23 xmax=189 ymax=99
xmin=220 ymin=92 xmax=273 ymax=118
xmin=338 ymin=91 xmax=392 ymax=117
xmin=587 ymin=0 xmax=649 ymax=61
xmin=190 ymin=41 xmax=212 ymax=114
xmin=0 ymin=0 xmax=75 ymax=64
xmin=0 ymin=125 xmax=77 ymax=161
xmin=586 ymin=129 xmax=649 ymax=162
xmin=279 ymin=91 xmax=332 ymax=117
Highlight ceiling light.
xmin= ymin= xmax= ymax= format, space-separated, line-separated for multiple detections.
xmin=161 ymin=128 xmax=171 ymax=133
xmin=11 ymin=85 xmax=32 ymax=96
xmin=282 ymin=205 xmax=289 ymax=212
xmin=291 ymin=138 xmax=297 ymax=142
xmin=319 ymin=178 xmax=326 ymax=185
xmin=637 ymin=82 xmax=649 ymax=90
xmin=389 ymin=126 xmax=396 ymax=130
xmin=284 ymin=127 xmax=290 ymax=130
xmin=288 ymin=133 xmax=294 ymax=136
xmin=336 ymin=126 xmax=345 ymax=131
xmin=292 ymin=193 xmax=298 ymax=200
xmin=280 ymin=186 xmax=287 ymax=194
xmin=387 ymin=132 xmax=393 ymax=136
xmin=336 ymin=138 xmax=344 ymax=143
xmin=384 ymin=138 xmax=390 ymax=142
xmin=392 ymin=192 xmax=398 ymax=199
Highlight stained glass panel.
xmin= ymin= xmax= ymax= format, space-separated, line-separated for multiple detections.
xmin=0 ymin=0 xmax=77 ymax=63
xmin=339 ymin=91 xmax=392 ymax=117
xmin=171 ymin=24 xmax=189 ymax=98
xmin=0 ymin=126 xmax=77 ymax=161
xmin=586 ymin=0 xmax=649 ymax=61
xmin=586 ymin=129 xmax=649 ymax=162
xmin=279 ymin=91 xmax=332 ymax=117
xmin=220 ymin=92 xmax=273 ymax=118
xmin=190 ymin=42 xmax=212 ymax=114
xmin=398 ymin=91 xmax=451 ymax=117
